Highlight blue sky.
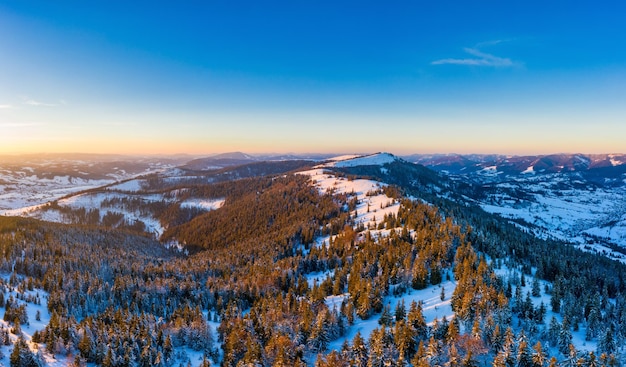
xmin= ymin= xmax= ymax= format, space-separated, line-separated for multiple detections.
xmin=1 ymin=1 xmax=625 ymax=155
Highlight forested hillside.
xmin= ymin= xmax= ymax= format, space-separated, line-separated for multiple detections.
xmin=1 ymin=156 xmax=625 ymax=366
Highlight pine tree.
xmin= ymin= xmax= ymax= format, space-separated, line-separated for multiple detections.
xmin=199 ymin=355 xmax=211 ymax=367
xmin=564 ymin=344 xmax=578 ymax=367
xmin=78 ymin=332 xmax=93 ymax=361
xmin=449 ymin=343 xmax=460 ymax=367
xmin=501 ymin=327 xmax=516 ymax=367
xmin=532 ymin=341 xmax=548 ymax=367
xmin=412 ymin=262 xmax=429 ymax=290
xmin=598 ymin=326 xmax=616 ymax=355
xmin=407 ymin=300 xmax=428 ymax=341
xmin=10 ymin=336 xmax=39 ymax=367
xmin=462 ymin=351 xmax=479 ymax=367
xmin=426 ymin=336 xmax=442 ymax=366
xmin=357 ymin=283 xmax=372 ymax=320
xmin=410 ymin=341 xmax=428 ymax=367
xmin=535 ymin=302 xmax=546 ymax=324
xmin=395 ymin=299 xmax=406 ymax=322
xmin=379 ymin=304 xmax=393 ymax=326
xmin=368 ymin=327 xmax=386 ymax=367
xmin=491 ymin=323 xmax=504 ymax=353
xmin=159 ymin=333 xmax=172 ymax=362
xmin=310 ymin=308 xmax=330 ymax=352
xmin=551 ymin=293 xmax=561 ymax=313
xmin=517 ymin=332 xmax=533 ymax=367
xmin=351 ymin=332 xmax=368 ymax=367
xmin=493 ymin=350 xmax=507 ymax=367
xmin=586 ymin=306 xmax=601 ymax=341
xmin=471 ymin=318 xmax=481 ymax=340
xmin=522 ymin=292 xmax=534 ymax=320
xmin=558 ymin=319 xmax=573 ymax=355
xmin=447 ymin=316 xmax=460 ymax=343
xmin=11 ymin=316 xmax=21 ymax=335
xmin=532 ymin=278 xmax=541 ymax=297
xmin=101 ymin=349 xmax=114 ymax=367
xmin=547 ymin=316 xmax=560 ymax=348
xmin=394 ymin=320 xmax=416 ymax=361
xmin=513 ymin=286 xmax=523 ymax=314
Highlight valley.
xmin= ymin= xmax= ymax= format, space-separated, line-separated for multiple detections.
xmin=410 ymin=153 xmax=626 ymax=262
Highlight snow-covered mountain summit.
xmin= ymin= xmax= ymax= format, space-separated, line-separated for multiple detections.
xmin=322 ymin=152 xmax=399 ymax=168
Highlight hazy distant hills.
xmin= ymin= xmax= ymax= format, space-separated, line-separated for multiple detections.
xmin=183 ymin=152 xmax=257 ymax=170
xmin=182 ymin=151 xmax=336 ymax=171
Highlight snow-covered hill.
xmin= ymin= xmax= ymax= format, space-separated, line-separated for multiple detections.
xmin=324 ymin=153 xmax=399 ymax=168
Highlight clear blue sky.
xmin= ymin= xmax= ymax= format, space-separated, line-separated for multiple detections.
xmin=1 ymin=1 xmax=625 ymax=155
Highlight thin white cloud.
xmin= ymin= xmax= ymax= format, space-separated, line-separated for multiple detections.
xmin=0 ymin=104 xmax=13 ymax=109
xmin=474 ymin=40 xmax=505 ymax=48
xmin=23 ymin=99 xmax=57 ymax=107
xmin=432 ymin=42 xmax=518 ymax=67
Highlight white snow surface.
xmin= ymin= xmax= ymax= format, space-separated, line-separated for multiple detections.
xmin=327 ymin=155 xmax=361 ymax=162
xmin=106 ymin=179 xmax=146 ymax=192
xmin=180 ymin=198 xmax=225 ymax=211
xmin=300 ymin=168 xmax=401 ymax=245
xmin=323 ymin=153 xmax=397 ymax=168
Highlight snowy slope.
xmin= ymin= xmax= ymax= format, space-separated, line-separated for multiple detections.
xmin=300 ymin=165 xmax=457 ymax=353
xmin=300 ymin=168 xmax=401 ymax=244
xmin=323 ymin=153 xmax=398 ymax=168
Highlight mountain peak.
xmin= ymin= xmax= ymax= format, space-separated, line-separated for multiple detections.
xmin=325 ymin=152 xmax=398 ymax=168
xmin=209 ymin=152 xmax=254 ymax=160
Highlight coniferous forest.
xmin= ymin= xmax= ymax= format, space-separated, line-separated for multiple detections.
xmin=1 ymin=159 xmax=625 ymax=367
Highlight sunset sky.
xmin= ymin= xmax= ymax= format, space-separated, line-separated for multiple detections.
xmin=1 ymin=1 xmax=625 ymax=155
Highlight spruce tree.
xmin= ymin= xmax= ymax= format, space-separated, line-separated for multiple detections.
xmin=379 ymin=304 xmax=393 ymax=326
xmin=532 ymin=341 xmax=548 ymax=367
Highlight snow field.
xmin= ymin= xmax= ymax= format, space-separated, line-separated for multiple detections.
xmin=180 ymin=198 xmax=225 ymax=211
xmin=105 ymin=179 xmax=146 ymax=192
xmin=300 ymin=168 xmax=401 ymax=245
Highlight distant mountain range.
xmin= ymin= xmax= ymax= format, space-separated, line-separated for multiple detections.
xmin=404 ymin=153 xmax=626 ymax=180
xmin=181 ymin=152 xmax=337 ymax=171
